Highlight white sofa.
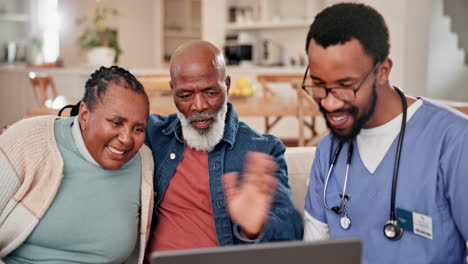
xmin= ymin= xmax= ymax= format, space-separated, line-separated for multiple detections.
xmin=284 ymin=147 xmax=316 ymax=217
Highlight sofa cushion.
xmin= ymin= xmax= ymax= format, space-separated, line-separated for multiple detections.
xmin=284 ymin=147 xmax=316 ymax=217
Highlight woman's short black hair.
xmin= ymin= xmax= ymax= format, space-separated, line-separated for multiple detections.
xmin=60 ymin=66 xmax=148 ymax=116
xmin=305 ymin=2 xmax=390 ymax=64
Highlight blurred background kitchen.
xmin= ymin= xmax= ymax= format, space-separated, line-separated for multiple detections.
xmin=1 ymin=0 xmax=467 ymax=145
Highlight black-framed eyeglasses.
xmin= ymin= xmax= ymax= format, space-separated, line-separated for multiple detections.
xmin=301 ymin=62 xmax=381 ymax=102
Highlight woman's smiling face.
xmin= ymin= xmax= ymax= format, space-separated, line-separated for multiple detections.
xmin=79 ymin=84 xmax=149 ymax=170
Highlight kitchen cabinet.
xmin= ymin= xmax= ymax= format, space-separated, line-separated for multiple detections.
xmin=221 ymin=0 xmax=324 ymax=67
xmin=225 ymin=0 xmax=322 ymax=31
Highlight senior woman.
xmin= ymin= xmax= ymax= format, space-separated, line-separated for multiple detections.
xmin=0 ymin=66 xmax=154 ymax=264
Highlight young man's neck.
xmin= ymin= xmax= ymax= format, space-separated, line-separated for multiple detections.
xmin=365 ymin=84 xmax=412 ymax=128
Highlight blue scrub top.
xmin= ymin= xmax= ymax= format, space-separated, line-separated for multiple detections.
xmin=305 ymin=99 xmax=468 ymax=263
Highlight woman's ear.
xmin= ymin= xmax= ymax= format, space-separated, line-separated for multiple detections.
xmin=78 ymin=102 xmax=89 ymax=132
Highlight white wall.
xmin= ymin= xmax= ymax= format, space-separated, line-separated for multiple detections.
xmin=356 ymin=0 xmax=432 ymax=97
xmin=201 ymin=0 xmax=226 ymax=48
xmin=427 ymin=0 xmax=468 ymax=101
xmin=338 ymin=0 xmax=468 ymax=101
xmin=152 ymin=0 xmax=164 ymax=68
xmin=402 ymin=1 xmax=433 ymax=97
xmin=59 ymin=0 xmax=157 ymax=68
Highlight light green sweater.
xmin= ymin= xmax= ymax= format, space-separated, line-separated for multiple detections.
xmin=0 ymin=116 xmax=154 ymax=264
xmin=5 ymin=117 xmax=142 ymax=263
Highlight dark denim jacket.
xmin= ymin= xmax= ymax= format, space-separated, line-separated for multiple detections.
xmin=145 ymin=103 xmax=303 ymax=245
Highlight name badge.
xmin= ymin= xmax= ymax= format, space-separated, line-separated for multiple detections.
xmin=396 ymin=208 xmax=433 ymax=240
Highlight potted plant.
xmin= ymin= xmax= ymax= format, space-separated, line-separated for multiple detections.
xmin=76 ymin=7 xmax=122 ymax=67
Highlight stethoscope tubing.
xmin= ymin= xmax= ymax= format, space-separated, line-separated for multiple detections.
xmin=322 ymin=86 xmax=408 ymax=232
xmin=389 ymin=87 xmax=407 ymax=221
xmin=323 ymin=141 xmax=353 ymax=214
xmin=323 ymin=142 xmax=343 ymax=211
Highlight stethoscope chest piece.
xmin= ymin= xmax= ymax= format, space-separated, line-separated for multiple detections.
xmin=340 ymin=215 xmax=351 ymax=230
xmin=383 ymin=220 xmax=404 ymax=240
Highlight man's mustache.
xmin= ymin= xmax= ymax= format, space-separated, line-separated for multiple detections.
xmin=187 ymin=112 xmax=216 ymax=122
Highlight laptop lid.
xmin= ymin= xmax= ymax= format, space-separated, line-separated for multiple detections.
xmin=151 ymin=238 xmax=362 ymax=264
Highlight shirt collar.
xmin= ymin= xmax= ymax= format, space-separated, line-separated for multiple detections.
xmin=71 ymin=116 xmax=101 ymax=167
xmin=162 ymin=102 xmax=239 ymax=149
xmin=222 ymin=102 xmax=238 ymax=149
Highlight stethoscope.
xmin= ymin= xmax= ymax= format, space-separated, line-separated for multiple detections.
xmin=323 ymin=87 xmax=407 ymax=240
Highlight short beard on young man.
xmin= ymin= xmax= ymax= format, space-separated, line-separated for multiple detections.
xmin=177 ymin=99 xmax=228 ymax=152
xmin=321 ymin=81 xmax=378 ymax=143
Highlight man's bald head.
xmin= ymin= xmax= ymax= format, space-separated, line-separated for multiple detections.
xmin=169 ymin=41 xmax=230 ymax=152
xmin=169 ymin=40 xmax=227 ymax=83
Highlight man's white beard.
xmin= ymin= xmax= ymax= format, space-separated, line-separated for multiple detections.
xmin=177 ymin=102 xmax=228 ymax=152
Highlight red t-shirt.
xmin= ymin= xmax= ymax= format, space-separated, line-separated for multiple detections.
xmin=147 ymin=145 xmax=218 ymax=253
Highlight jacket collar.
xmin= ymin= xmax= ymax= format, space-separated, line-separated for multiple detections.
xmin=161 ymin=102 xmax=238 ymax=149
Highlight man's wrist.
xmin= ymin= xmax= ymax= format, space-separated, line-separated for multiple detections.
xmin=233 ymin=223 xmax=264 ymax=243
xmin=240 ymin=228 xmax=260 ymax=240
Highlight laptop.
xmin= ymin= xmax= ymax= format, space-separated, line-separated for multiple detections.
xmin=151 ymin=238 xmax=362 ymax=264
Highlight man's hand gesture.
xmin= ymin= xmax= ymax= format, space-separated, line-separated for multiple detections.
xmin=223 ymin=152 xmax=278 ymax=239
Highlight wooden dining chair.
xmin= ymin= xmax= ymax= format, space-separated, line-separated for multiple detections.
xmin=256 ymin=74 xmax=326 ymax=146
xmin=292 ymin=80 xmax=328 ymax=146
xmin=137 ymin=74 xmax=172 ymax=98
xmin=28 ymin=72 xmax=58 ymax=106
xmin=257 ymin=74 xmax=303 ymax=99
xmin=256 ymin=74 xmax=303 ymax=134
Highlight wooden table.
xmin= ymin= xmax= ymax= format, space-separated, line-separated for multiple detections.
xmin=149 ymin=95 xmax=318 ymax=117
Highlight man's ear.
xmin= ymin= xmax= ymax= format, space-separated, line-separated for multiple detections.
xmin=225 ymin=75 xmax=231 ymax=95
xmin=78 ymin=101 xmax=89 ymax=132
xmin=169 ymin=80 xmax=174 ymax=91
xmin=377 ymin=57 xmax=393 ymax=85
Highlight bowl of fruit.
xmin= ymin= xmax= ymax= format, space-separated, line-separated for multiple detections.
xmin=229 ymin=77 xmax=257 ymax=99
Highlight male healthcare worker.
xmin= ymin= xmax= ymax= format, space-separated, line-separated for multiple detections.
xmin=302 ymin=3 xmax=468 ymax=263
